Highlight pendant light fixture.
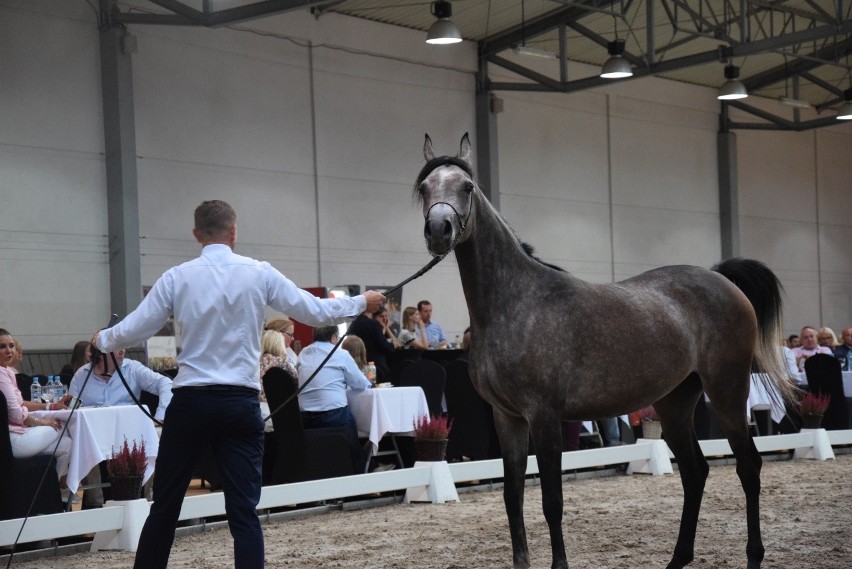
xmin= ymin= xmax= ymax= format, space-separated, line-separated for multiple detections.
xmin=717 ymin=64 xmax=748 ymax=100
xmin=600 ymin=40 xmax=632 ymax=78
xmin=600 ymin=11 xmax=632 ymax=80
xmin=426 ymin=1 xmax=462 ymax=45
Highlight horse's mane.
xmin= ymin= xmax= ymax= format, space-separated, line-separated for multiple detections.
xmin=413 ymin=154 xmax=564 ymax=273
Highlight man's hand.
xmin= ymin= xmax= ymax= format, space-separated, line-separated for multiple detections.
xmin=364 ymin=290 xmax=386 ymax=314
xmin=91 ymin=330 xmax=102 ymax=351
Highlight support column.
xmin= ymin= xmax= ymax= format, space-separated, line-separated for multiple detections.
xmin=475 ymin=64 xmax=500 ymax=209
xmin=717 ymin=124 xmax=740 ymax=260
xmin=100 ymin=26 xmax=142 ymax=317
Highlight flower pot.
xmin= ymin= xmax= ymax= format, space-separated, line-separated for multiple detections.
xmin=800 ymin=414 xmax=823 ymax=429
xmin=642 ymin=420 xmax=663 ymax=439
xmin=109 ymin=476 xmax=144 ymax=501
xmin=415 ymin=438 xmax=448 ymax=461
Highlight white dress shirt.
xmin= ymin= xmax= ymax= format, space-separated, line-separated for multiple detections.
xmin=97 ymin=244 xmax=366 ymax=391
xmin=297 ymin=341 xmax=371 ymax=412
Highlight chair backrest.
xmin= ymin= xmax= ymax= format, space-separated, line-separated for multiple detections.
xmin=444 ymin=359 xmax=500 ymax=460
xmin=805 ymin=354 xmax=849 ymax=430
xmin=397 ymin=359 xmax=446 ymax=417
xmin=262 ymin=367 xmax=306 ymax=484
xmin=0 ymin=391 xmax=15 ymax=469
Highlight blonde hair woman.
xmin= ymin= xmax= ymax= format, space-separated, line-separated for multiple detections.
xmin=265 ymin=317 xmax=298 ymax=367
xmin=259 ymin=330 xmax=296 ymax=401
xmin=817 ymin=327 xmax=839 ymax=349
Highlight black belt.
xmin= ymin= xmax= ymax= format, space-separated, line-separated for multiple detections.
xmin=174 ymin=385 xmax=259 ymax=395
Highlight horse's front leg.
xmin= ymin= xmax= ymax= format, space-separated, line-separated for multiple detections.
xmin=493 ymin=410 xmax=531 ymax=569
xmin=529 ymin=413 xmax=568 ymax=569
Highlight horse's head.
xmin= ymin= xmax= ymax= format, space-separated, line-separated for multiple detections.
xmin=414 ymin=133 xmax=476 ymax=258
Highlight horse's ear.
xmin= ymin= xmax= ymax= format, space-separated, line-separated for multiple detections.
xmin=458 ymin=133 xmax=471 ymax=162
xmin=423 ymin=134 xmax=435 ymax=161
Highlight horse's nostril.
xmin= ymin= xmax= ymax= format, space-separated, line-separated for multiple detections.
xmin=442 ymin=219 xmax=452 ymax=238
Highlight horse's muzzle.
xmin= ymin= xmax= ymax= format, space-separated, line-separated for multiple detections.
xmin=424 ymin=204 xmax=458 ymax=256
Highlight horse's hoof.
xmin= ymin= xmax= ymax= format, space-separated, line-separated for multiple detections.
xmin=746 ymin=561 xmax=761 ymax=569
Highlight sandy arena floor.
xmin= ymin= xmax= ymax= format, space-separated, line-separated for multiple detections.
xmin=9 ymin=454 xmax=851 ymax=568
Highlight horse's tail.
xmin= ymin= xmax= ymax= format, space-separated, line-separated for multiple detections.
xmin=712 ymin=257 xmax=798 ymax=407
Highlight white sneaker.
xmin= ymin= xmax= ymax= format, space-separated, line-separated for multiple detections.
xmin=370 ymin=463 xmax=396 ymax=473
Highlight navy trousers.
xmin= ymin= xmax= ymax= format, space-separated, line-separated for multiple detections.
xmin=133 ymin=388 xmax=264 ymax=569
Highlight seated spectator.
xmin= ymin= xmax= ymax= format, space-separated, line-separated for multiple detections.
xmin=418 ymin=300 xmax=448 ymax=349
xmin=792 ymin=326 xmax=833 ymax=372
xmin=264 ymin=318 xmax=298 ymax=367
xmin=398 ymin=306 xmax=429 ymax=350
xmin=817 ymin=327 xmax=839 ymax=349
xmin=787 ymin=334 xmax=800 ymax=348
xmin=341 ymin=335 xmax=370 ymax=378
xmin=60 ymin=340 xmax=92 ymax=376
xmin=259 ymin=330 xmax=297 ymax=402
xmin=1 ymin=328 xmax=73 ymax=497
xmin=835 ymin=327 xmax=852 ymax=367
xmin=69 ymin=348 xmax=174 ymax=508
xmin=348 ymin=307 xmax=395 ymax=371
xmin=373 ymin=306 xmax=400 ymax=349
xmin=8 ymin=337 xmax=23 ymax=374
xmin=297 ymin=326 xmax=372 ymax=472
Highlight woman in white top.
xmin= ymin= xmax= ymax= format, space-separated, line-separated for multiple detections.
xmin=398 ymin=306 xmax=429 ymax=349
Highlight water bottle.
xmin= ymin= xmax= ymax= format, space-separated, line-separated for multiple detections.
xmin=55 ymin=376 xmax=67 ymax=400
xmin=366 ymin=361 xmax=377 ymax=385
xmin=454 ymin=334 xmax=461 ymax=349
xmin=30 ymin=377 xmax=42 ymax=403
xmin=45 ymin=377 xmax=56 ymax=403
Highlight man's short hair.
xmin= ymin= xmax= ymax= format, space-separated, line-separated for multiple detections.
xmin=313 ymin=325 xmax=339 ymax=343
xmin=417 ymin=300 xmax=432 ymax=311
xmin=194 ymin=200 xmax=236 ymax=240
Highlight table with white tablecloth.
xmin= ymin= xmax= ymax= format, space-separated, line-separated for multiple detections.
xmin=32 ymin=405 xmax=159 ymax=493
xmin=346 ymin=386 xmax=429 ymax=456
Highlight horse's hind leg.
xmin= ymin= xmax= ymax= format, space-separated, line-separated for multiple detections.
xmin=653 ymin=373 xmax=708 ymax=569
xmin=529 ymin=412 xmax=568 ymax=569
xmin=707 ymin=377 xmax=765 ymax=569
xmin=493 ymin=409 xmax=532 ymax=569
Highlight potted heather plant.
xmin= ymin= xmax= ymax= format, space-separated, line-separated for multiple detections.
xmin=106 ymin=437 xmax=148 ymax=500
xmin=638 ymin=406 xmax=663 ymax=439
xmin=413 ymin=414 xmax=452 ymax=461
xmin=799 ymin=392 xmax=830 ymax=429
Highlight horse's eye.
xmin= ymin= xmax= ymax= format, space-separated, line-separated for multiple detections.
xmin=418 ymin=182 xmax=427 ymax=195
xmin=464 ymin=181 xmax=474 ymax=194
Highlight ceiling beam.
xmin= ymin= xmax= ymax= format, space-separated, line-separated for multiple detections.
xmin=112 ymin=0 xmax=340 ymax=27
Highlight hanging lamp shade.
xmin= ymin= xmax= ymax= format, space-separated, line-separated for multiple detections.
xmin=718 ymin=65 xmax=748 ymax=100
xmin=600 ymin=40 xmax=632 ymax=79
xmin=426 ymin=1 xmax=462 ymax=45
xmin=837 ymin=88 xmax=852 ymax=120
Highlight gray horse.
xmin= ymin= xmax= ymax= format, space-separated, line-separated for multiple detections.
xmin=414 ymin=134 xmax=797 ymax=569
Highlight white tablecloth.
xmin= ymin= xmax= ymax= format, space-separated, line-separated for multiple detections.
xmin=32 ymin=405 xmax=159 ymax=493
xmin=346 ymin=386 xmax=429 ymax=454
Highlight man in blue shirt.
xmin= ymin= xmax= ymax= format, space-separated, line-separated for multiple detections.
xmin=298 ymin=325 xmax=372 ymax=472
xmin=93 ymin=200 xmax=384 ymax=569
xmin=69 ymin=348 xmax=173 ymax=507
xmin=69 ymin=348 xmax=173 ymax=421
xmin=418 ymin=299 xmax=447 ymax=349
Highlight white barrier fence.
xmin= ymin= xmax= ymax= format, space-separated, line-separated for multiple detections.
xmin=2 ymin=429 xmax=849 ymax=553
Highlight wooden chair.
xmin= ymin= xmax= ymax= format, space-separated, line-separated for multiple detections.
xmin=0 ymin=392 xmax=63 ymax=520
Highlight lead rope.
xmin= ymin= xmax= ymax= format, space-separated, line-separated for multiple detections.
xmin=262 ymin=254 xmax=443 ymax=424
